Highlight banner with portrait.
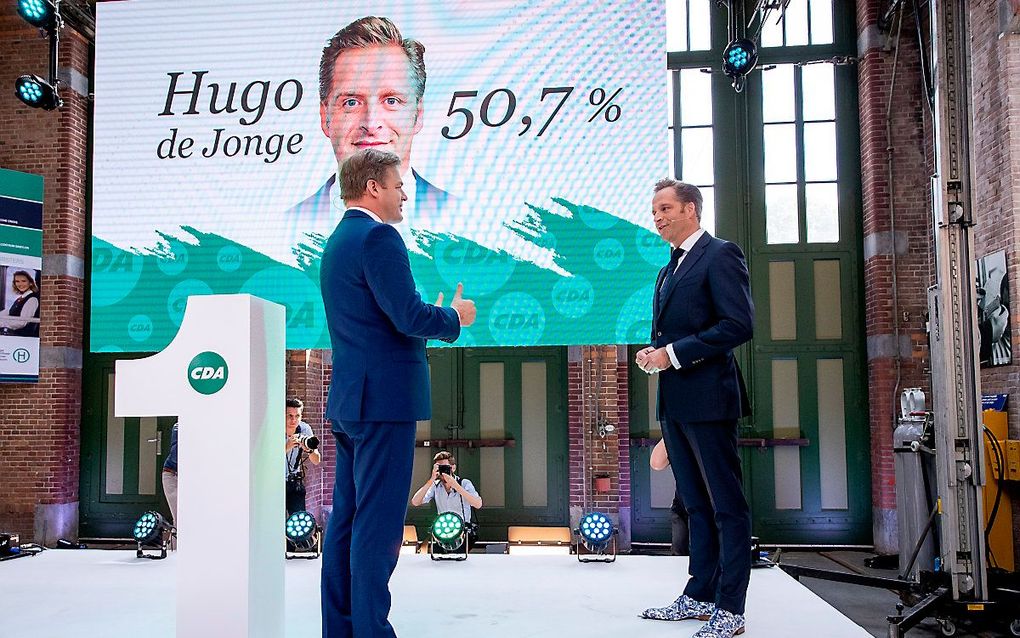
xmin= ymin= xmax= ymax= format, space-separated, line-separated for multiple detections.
xmin=0 ymin=168 xmax=43 ymax=382
xmin=92 ymin=0 xmax=667 ymax=350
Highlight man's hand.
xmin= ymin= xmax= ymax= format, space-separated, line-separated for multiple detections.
xmin=285 ymin=434 xmax=300 ymax=451
xmin=636 ymin=346 xmax=671 ymax=374
xmin=635 ymin=346 xmax=655 ymax=371
xmin=450 ymin=283 xmax=476 ymax=327
xmin=430 ymin=463 xmax=440 ymax=483
xmin=439 ymin=472 xmax=458 ymax=489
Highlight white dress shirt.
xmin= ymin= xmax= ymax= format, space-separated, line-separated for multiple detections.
xmin=665 ymin=228 xmax=706 ymax=369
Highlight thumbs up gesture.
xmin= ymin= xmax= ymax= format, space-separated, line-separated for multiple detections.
xmin=449 ymin=283 xmax=476 ymax=327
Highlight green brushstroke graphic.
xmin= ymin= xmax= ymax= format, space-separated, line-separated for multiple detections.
xmin=90 ymin=199 xmax=668 ymax=351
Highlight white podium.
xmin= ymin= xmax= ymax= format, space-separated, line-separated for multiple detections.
xmin=115 ymin=294 xmax=286 ymax=638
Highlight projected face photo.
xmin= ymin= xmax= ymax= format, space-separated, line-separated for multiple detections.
xmin=320 ymin=44 xmax=424 ymax=171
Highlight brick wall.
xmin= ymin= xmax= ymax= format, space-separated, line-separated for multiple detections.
xmin=968 ymin=0 xmax=1020 ymax=558
xmin=857 ymin=0 xmax=937 ymax=554
xmin=0 ymin=7 xmax=90 ymax=544
xmin=858 ymin=0 xmax=1020 ymax=556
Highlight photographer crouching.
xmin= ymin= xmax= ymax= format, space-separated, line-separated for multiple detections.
xmin=411 ymin=451 xmax=483 ymax=550
xmin=285 ymin=398 xmax=322 ymax=516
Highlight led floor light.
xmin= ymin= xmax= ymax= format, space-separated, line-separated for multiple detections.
xmin=285 ymin=510 xmax=322 ymax=559
xmin=133 ymin=511 xmax=174 ymax=560
xmin=430 ymin=512 xmax=467 ymax=561
xmin=575 ymin=511 xmax=618 ymax=563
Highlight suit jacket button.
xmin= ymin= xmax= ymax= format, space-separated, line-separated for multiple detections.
xmin=656 ymin=331 xmax=662 ymax=337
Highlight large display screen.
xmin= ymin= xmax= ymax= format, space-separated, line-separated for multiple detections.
xmin=92 ymin=0 xmax=667 ymax=351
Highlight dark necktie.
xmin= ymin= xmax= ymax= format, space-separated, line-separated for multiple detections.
xmin=658 ymin=247 xmax=685 ymax=302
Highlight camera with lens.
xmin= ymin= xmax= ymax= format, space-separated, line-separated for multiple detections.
xmin=294 ymin=434 xmax=319 ymax=451
xmin=437 ymin=464 xmax=453 ymax=476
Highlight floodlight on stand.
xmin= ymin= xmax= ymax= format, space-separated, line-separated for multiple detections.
xmin=429 ymin=512 xmax=467 ymax=561
xmin=575 ymin=511 xmax=618 ymax=563
xmin=722 ymin=38 xmax=758 ymax=92
xmin=15 ymin=74 xmax=61 ymax=110
xmin=17 ymin=0 xmax=58 ymax=29
xmin=133 ymin=510 xmax=174 ymax=560
xmin=285 ymin=510 xmax=322 ymax=559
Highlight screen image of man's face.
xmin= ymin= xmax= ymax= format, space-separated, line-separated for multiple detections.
xmin=320 ymin=44 xmax=424 ymax=171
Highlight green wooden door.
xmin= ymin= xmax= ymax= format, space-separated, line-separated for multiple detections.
xmin=80 ymin=353 xmax=177 ymax=537
xmin=405 ymin=347 xmax=569 ymax=541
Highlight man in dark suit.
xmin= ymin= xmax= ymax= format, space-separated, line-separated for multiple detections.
xmin=319 ymin=148 xmax=476 ymax=638
xmin=637 ymin=179 xmax=754 ymax=638
xmin=285 ymin=16 xmax=451 ymax=253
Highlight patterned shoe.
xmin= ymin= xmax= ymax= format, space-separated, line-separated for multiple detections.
xmin=692 ymin=608 xmax=746 ymax=637
xmin=640 ymin=594 xmax=715 ymax=621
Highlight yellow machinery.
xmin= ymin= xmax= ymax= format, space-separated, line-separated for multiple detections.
xmin=982 ymin=409 xmax=1016 ymax=572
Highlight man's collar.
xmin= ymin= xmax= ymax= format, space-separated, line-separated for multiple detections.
xmin=346 ymin=206 xmax=384 ymax=223
xmin=673 ymin=227 xmax=706 ymax=252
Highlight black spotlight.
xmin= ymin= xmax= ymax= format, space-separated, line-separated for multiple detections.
xmin=15 ymin=74 xmax=61 ymax=110
xmin=14 ymin=0 xmax=64 ymax=111
xmin=574 ymin=511 xmax=618 ymax=563
xmin=17 ymin=0 xmax=58 ymax=29
xmin=133 ymin=511 xmax=174 ymax=560
xmin=285 ymin=510 xmax=322 ymax=559
xmin=429 ymin=512 xmax=468 ymax=561
xmin=722 ymin=38 xmax=759 ymax=92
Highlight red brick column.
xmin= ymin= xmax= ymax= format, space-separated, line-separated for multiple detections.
xmin=0 ymin=8 xmax=90 ymax=544
xmin=857 ymin=0 xmax=935 ymax=553
xmin=567 ymin=345 xmax=631 ymax=548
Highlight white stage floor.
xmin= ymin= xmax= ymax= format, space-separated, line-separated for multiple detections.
xmin=2 ymin=550 xmax=871 ymax=637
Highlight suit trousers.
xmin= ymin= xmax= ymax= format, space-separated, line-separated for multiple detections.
xmin=661 ymin=417 xmax=751 ymax=615
xmin=321 ymin=420 xmax=416 ymax=638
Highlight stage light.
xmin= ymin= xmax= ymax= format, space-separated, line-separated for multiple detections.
xmin=431 ymin=512 xmax=465 ymax=551
xmin=133 ymin=511 xmax=173 ymax=559
xmin=17 ymin=0 xmax=58 ymax=29
xmin=15 ymin=74 xmax=61 ymax=110
xmin=578 ymin=512 xmax=614 ymax=548
xmin=575 ymin=511 xmax=618 ymax=562
xmin=285 ymin=510 xmax=318 ymax=551
xmin=722 ymin=38 xmax=758 ymax=89
xmin=133 ymin=511 xmax=169 ymax=545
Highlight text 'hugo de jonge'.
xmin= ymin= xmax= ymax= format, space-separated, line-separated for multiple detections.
xmin=156 ymin=71 xmax=306 ymax=164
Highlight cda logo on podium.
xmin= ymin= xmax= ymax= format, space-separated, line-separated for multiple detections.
xmin=188 ymin=351 xmax=229 ymax=395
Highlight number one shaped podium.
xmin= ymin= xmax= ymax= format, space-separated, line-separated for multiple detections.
xmin=115 ymin=294 xmax=286 ymax=638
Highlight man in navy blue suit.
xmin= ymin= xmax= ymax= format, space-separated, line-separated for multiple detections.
xmin=286 ymin=16 xmax=450 ymax=253
xmin=637 ymin=180 xmax=754 ymax=638
xmin=319 ymin=148 xmax=475 ymax=638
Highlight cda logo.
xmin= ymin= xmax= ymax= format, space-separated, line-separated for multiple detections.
xmin=187 ymin=351 xmax=229 ymax=395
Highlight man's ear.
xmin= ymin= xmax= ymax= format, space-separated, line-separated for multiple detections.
xmin=319 ymin=100 xmax=330 ymax=139
xmin=365 ymin=178 xmax=381 ymax=198
xmin=412 ymin=101 xmax=424 ymax=136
